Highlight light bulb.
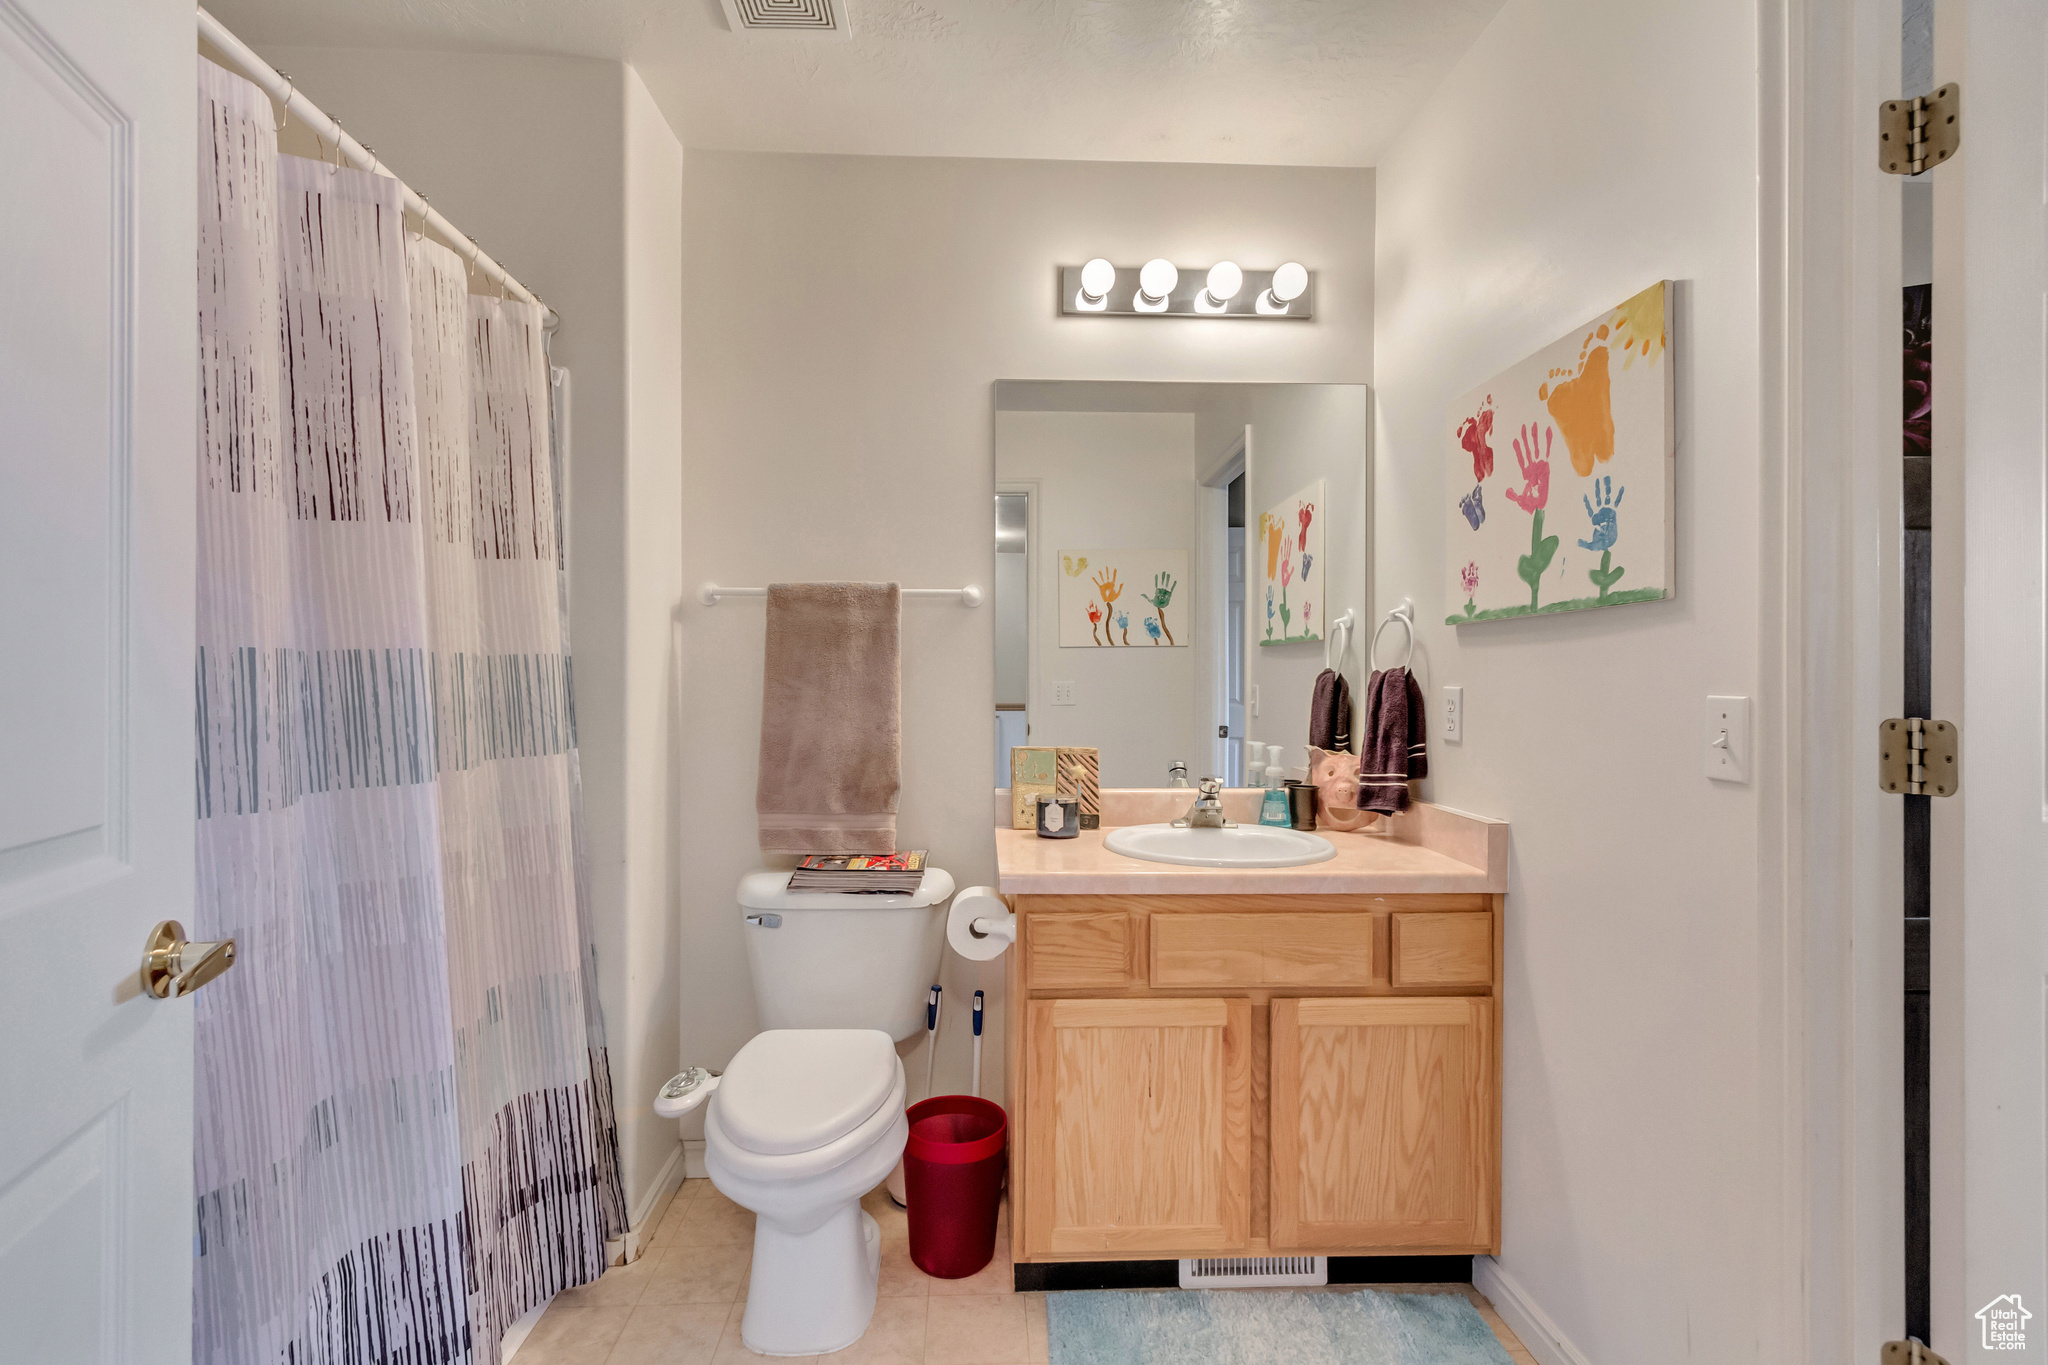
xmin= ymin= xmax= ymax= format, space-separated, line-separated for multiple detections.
xmin=1078 ymin=257 xmax=1116 ymax=304
xmin=1271 ymin=262 xmax=1308 ymax=302
xmin=1137 ymin=258 xmax=1179 ymax=306
xmin=1204 ymin=261 xmax=1243 ymax=303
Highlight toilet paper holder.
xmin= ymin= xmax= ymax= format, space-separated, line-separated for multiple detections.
xmin=946 ymin=886 xmax=1016 ymax=962
xmin=968 ymin=915 xmax=1015 ymax=944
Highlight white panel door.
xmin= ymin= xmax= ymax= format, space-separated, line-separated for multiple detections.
xmin=0 ymin=1 xmax=195 ymax=1361
xmin=1950 ymin=0 xmax=2048 ymax=1356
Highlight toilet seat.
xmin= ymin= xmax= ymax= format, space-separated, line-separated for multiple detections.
xmin=717 ymin=1029 xmax=898 ymax=1155
xmin=706 ymin=1030 xmax=906 ymax=1182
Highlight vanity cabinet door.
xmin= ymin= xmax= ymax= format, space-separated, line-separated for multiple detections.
xmin=1269 ymin=997 xmax=1496 ymax=1252
xmin=1023 ymin=997 xmax=1251 ymax=1256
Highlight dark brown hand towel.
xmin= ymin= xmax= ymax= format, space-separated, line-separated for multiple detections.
xmin=1360 ymin=666 xmax=1427 ymax=814
xmin=1309 ymin=668 xmax=1353 ymax=752
xmin=757 ymin=583 xmax=900 ymax=853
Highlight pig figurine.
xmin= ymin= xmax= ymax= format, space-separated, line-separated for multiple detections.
xmin=1307 ymin=746 xmax=1376 ymax=832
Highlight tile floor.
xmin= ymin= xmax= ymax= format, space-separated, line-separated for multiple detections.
xmin=511 ymin=1179 xmax=1538 ymax=1365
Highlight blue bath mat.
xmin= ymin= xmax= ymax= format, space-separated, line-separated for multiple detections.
xmin=1046 ymin=1288 xmax=1515 ymax=1365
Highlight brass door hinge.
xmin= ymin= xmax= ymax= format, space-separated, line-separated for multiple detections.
xmin=1881 ymin=83 xmax=1961 ymax=175
xmin=1880 ymin=718 xmax=1959 ymax=796
xmin=1881 ymin=1340 xmax=1952 ymax=1365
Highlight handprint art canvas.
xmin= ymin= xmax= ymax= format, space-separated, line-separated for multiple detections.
xmin=1258 ymin=479 xmax=1326 ymax=645
xmin=1445 ymin=281 xmax=1675 ymax=623
xmin=1057 ymin=550 xmax=1190 ymax=648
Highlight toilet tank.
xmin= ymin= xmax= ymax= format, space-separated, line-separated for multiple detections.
xmin=738 ymin=868 xmax=956 ymax=1042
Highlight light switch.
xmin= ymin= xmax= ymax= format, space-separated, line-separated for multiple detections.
xmin=1704 ymin=695 xmax=1751 ymax=783
xmin=1250 ymin=684 xmax=1261 ymax=718
xmin=1052 ymin=681 xmax=1075 ymax=706
xmin=1442 ymin=686 xmax=1463 ymax=743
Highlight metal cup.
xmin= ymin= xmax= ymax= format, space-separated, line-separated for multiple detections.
xmin=1284 ymin=781 xmax=1319 ymax=831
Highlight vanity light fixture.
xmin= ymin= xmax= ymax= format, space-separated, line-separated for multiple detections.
xmin=1135 ymin=258 xmax=1179 ymax=312
xmin=1194 ymin=261 xmax=1242 ymax=314
xmin=1256 ymin=261 xmax=1309 ymax=315
xmin=1075 ymin=257 xmax=1115 ymax=311
xmin=1057 ymin=260 xmax=1312 ymax=319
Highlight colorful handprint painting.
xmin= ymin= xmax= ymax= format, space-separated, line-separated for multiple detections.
xmin=1057 ymin=549 xmax=1190 ymax=647
xmin=1258 ymin=479 xmax=1325 ymax=645
xmin=1443 ymin=280 xmax=1674 ymax=623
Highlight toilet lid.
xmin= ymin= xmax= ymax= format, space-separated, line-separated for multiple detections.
xmin=715 ymin=1029 xmax=900 ymax=1157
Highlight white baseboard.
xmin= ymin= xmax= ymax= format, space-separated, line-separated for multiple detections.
xmin=605 ymin=1140 xmax=687 ymax=1267
xmin=1474 ymin=1256 xmax=1593 ymax=1365
xmin=683 ymin=1138 xmax=707 ymax=1179
xmin=499 ymin=1300 xmax=547 ymax=1362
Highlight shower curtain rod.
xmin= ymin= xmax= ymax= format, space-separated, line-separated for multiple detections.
xmin=197 ymin=6 xmax=560 ymax=330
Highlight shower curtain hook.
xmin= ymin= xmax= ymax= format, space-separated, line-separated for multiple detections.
xmin=413 ymin=194 xmax=429 ymax=244
xmin=273 ymin=76 xmax=294 ymax=135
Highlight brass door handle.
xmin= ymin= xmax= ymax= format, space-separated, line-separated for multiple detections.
xmin=141 ymin=920 xmax=237 ymax=999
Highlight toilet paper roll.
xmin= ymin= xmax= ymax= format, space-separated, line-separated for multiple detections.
xmin=946 ymin=886 xmax=1016 ymax=962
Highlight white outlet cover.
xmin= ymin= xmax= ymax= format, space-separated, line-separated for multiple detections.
xmin=1704 ymin=695 xmax=1751 ymax=783
xmin=1442 ymin=686 xmax=1463 ymax=743
xmin=1052 ymin=681 xmax=1075 ymax=706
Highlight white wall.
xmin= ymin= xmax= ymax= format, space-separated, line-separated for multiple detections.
xmin=1371 ymin=2 xmax=1765 ymax=1361
xmin=996 ymin=410 xmax=1198 ymax=789
xmin=263 ymin=46 xmax=687 ymax=1219
xmin=620 ymin=68 xmax=687 ymax=1218
xmin=679 ymin=152 xmax=1373 ymax=1116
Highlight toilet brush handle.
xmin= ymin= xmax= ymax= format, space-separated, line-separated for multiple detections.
xmin=971 ymin=991 xmax=984 ymax=1098
xmin=924 ymin=985 xmax=942 ymax=1099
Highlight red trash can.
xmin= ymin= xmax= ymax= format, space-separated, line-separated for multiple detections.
xmin=903 ymin=1095 xmax=1007 ymax=1278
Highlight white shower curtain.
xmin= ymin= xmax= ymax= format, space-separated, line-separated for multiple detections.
xmin=193 ymin=62 xmax=623 ymax=1365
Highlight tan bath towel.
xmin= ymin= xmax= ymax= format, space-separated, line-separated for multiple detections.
xmin=757 ymin=582 xmax=901 ymax=853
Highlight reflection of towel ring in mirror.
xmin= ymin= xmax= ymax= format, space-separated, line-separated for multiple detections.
xmin=1369 ymin=600 xmax=1415 ymax=672
xmin=1324 ymin=609 xmax=1357 ymax=671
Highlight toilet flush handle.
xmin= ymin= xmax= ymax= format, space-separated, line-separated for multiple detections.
xmin=653 ymin=1066 xmax=722 ymax=1120
xmin=745 ymin=913 xmax=782 ymax=929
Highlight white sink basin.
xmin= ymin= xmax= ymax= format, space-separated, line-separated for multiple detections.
xmin=1103 ymin=822 xmax=1337 ymax=868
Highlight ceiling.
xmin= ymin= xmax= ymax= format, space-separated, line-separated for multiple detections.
xmin=207 ymin=0 xmax=1505 ymax=166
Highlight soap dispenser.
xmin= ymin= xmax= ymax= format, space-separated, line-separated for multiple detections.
xmin=1264 ymin=747 xmax=1286 ymax=790
xmin=1259 ymin=781 xmax=1291 ymax=827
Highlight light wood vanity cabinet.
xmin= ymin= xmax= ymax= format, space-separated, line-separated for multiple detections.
xmin=1023 ymin=998 xmax=1250 ymax=1255
xmin=1269 ymin=996 xmax=1493 ymax=1250
xmin=1009 ymin=893 xmax=1501 ymax=1262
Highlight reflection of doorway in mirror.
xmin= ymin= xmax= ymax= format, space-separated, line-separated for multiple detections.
xmin=993 ymin=488 xmax=1032 ymax=786
xmin=1225 ymin=472 xmax=1247 ymax=785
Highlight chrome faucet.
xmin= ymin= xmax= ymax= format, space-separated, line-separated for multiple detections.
xmin=1173 ymin=777 xmax=1235 ymax=829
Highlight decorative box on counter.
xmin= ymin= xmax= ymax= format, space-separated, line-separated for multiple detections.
xmin=1009 ymin=746 xmax=1099 ymax=830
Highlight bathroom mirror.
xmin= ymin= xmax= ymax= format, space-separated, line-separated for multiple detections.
xmin=992 ymin=381 xmax=1371 ymax=791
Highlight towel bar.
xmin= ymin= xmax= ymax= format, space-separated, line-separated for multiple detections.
xmin=697 ymin=583 xmax=983 ymax=607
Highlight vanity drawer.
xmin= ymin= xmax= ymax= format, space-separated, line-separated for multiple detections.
xmin=1150 ymin=913 xmax=1378 ymax=988
xmin=1026 ymin=911 xmax=1139 ymax=988
xmin=1389 ymin=912 xmax=1494 ymax=989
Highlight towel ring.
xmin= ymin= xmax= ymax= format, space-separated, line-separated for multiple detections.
xmin=1369 ymin=601 xmax=1415 ymax=672
xmin=1324 ymin=608 xmax=1357 ymax=671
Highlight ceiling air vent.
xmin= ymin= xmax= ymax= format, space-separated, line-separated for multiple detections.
xmin=719 ymin=0 xmax=853 ymax=39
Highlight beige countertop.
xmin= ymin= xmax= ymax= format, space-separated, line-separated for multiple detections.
xmin=994 ymin=793 xmax=1507 ymax=896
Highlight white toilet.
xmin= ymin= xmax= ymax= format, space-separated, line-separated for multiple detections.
xmin=657 ymin=867 xmax=953 ymax=1356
